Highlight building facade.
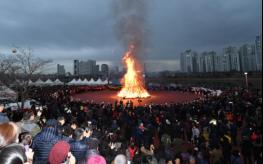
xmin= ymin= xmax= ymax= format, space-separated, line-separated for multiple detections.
xmin=73 ymin=60 xmax=79 ymax=75
xmin=180 ymin=49 xmax=196 ymax=73
xmin=224 ymin=47 xmax=240 ymax=72
xmin=57 ymin=64 xmax=66 ymax=75
xmin=74 ymin=59 xmax=97 ymax=75
xmin=255 ymin=35 xmax=262 ymax=71
xmin=101 ymin=64 xmax=109 ymax=77
xmin=239 ymin=44 xmax=257 ymax=72
xmin=180 ymin=35 xmax=261 ymax=73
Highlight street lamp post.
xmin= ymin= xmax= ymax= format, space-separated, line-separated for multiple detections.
xmin=244 ymin=72 xmax=248 ymax=90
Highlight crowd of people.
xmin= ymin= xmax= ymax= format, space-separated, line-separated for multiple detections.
xmin=0 ymin=85 xmax=262 ymax=164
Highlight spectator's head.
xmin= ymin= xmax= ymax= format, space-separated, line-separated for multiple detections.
xmin=57 ymin=116 xmax=65 ymax=126
xmin=62 ymin=125 xmax=73 ymax=138
xmin=45 ymin=119 xmax=58 ymax=128
xmin=0 ymin=143 xmax=27 ymax=164
xmin=48 ymin=141 xmax=71 ymax=164
xmin=113 ymin=154 xmax=127 ymax=164
xmin=189 ymin=156 xmax=196 ymax=164
xmin=232 ymin=150 xmax=240 ymax=157
xmin=0 ymin=122 xmax=19 ymax=148
xmin=22 ymin=110 xmax=35 ymax=121
xmin=83 ymin=126 xmax=93 ymax=138
xmin=73 ymin=128 xmax=84 ymax=141
xmin=18 ymin=132 xmax=32 ymax=146
xmin=70 ymin=120 xmax=78 ymax=130
xmin=87 ymin=155 xmax=106 ymax=164
xmin=87 ymin=138 xmax=99 ymax=150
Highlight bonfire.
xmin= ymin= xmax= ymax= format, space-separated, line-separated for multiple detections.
xmin=118 ymin=44 xmax=150 ymax=99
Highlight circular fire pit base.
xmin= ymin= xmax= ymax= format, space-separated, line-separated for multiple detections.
xmin=72 ymin=90 xmax=202 ymax=106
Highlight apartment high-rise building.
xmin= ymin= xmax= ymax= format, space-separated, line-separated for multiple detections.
xmin=224 ymin=47 xmax=240 ymax=71
xmin=197 ymin=53 xmax=206 ymax=73
xmin=192 ymin=53 xmax=199 ymax=73
xmin=101 ymin=64 xmax=109 ymax=77
xmin=94 ymin=65 xmax=100 ymax=76
xmin=255 ymin=35 xmax=262 ymax=71
xmin=239 ymin=44 xmax=257 ymax=72
xmin=214 ymin=53 xmax=221 ymax=72
xmin=73 ymin=59 xmax=97 ymax=75
xmin=180 ymin=49 xmax=197 ymax=73
xmin=73 ymin=60 xmax=79 ymax=75
xmin=57 ymin=64 xmax=66 ymax=75
xmin=204 ymin=51 xmax=215 ymax=72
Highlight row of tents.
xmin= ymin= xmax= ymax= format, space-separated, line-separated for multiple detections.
xmin=29 ymin=78 xmax=109 ymax=86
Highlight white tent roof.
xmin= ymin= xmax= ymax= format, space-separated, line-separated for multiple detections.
xmin=44 ymin=79 xmax=54 ymax=85
xmin=96 ymin=78 xmax=103 ymax=85
xmin=81 ymin=78 xmax=89 ymax=85
xmin=88 ymin=78 xmax=96 ymax=85
xmin=102 ymin=79 xmax=108 ymax=85
xmin=28 ymin=80 xmax=34 ymax=86
xmin=54 ymin=79 xmax=63 ymax=85
xmin=68 ymin=79 xmax=77 ymax=85
xmin=34 ymin=79 xmax=45 ymax=86
xmin=76 ymin=78 xmax=82 ymax=85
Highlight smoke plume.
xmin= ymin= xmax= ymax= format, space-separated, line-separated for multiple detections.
xmin=113 ymin=0 xmax=149 ymax=59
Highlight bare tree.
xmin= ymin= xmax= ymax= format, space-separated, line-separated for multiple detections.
xmin=0 ymin=54 xmax=17 ymax=74
xmin=0 ymin=47 xmax=52 ymax=109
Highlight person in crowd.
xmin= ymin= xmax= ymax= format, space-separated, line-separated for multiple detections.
xmin=17 ymin=110 xmax=41 ymax=137
xmin=86 ymin=138 xmax=100 ymax=158
xmin=60 ymin=125 xmax=74 ymax=142
xmin=140 ymin=143 xmax=158 ymax=163
xmin=19 ymin=132 xmax=34 ymax=163
xmin=87 ymin=155 xmax=106 ymax=164
xmin=209 ymin=144 xmax=222 ymax=164
xmin=83 ymin=126 xmax=93 ymax=143
xmin=112 ymin=154 xmax=127 ymax=164
xmin=57 ymin=116 xmax=66 ymax=134
xmin=48 ymin=140 xmax=76 ymax=164
xmin=0 ymin=143 xmax=28 ymax=164
xmin=31 ymin=119 xmax=60 ymax=164
xmin=0 ymin=103 xmax=9 ymax=123
xmin=0 ymin=122 xmax=19 ymax=148
xmin=230 ymin=150 xmax=242 ymax=164
xmin=69 ymin=128 xmax=87 ymax=163
xmin=241 ymin=136 xmax=253 ymax=164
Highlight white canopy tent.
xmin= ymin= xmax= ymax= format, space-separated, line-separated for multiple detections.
xmin=88 ymin=78 xmax=96 ymax=85
xmin=95 ymin=78 xmax=103 ymax=85
xmin=76 ymin=78 xmax=82 ymax=85
xmin=34 ymin=79 xmax=45 ymax=86
xmin=44 ymin=79 xmax=54 ymax=85
xmin=53 ymin=79 xmax=64 ymax=85
xmin=28 ymin=80 xmax=34 ymax=86
xmin=102 ymin=79 xmax=108 ymax=85
xmin=68 ymin=79 xmax=77 ymax=85
xmin=81 ymin=78 xmax=89 ymax=85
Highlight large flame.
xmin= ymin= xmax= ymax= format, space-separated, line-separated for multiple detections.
xmin=118 ymin=45 xmax=150 ymax=99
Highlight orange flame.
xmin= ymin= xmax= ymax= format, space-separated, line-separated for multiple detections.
xmin=118 ymin=45 xmax=150 ymax=98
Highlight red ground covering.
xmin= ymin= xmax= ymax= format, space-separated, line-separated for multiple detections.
xmin=72 ymin=90 xmax=202 ymax=106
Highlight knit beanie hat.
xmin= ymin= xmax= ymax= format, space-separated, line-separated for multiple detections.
xmin=48 ymin=141 xmax=70 ymax=164
xmin=87 ymin=155 xmax=106 ymax=164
